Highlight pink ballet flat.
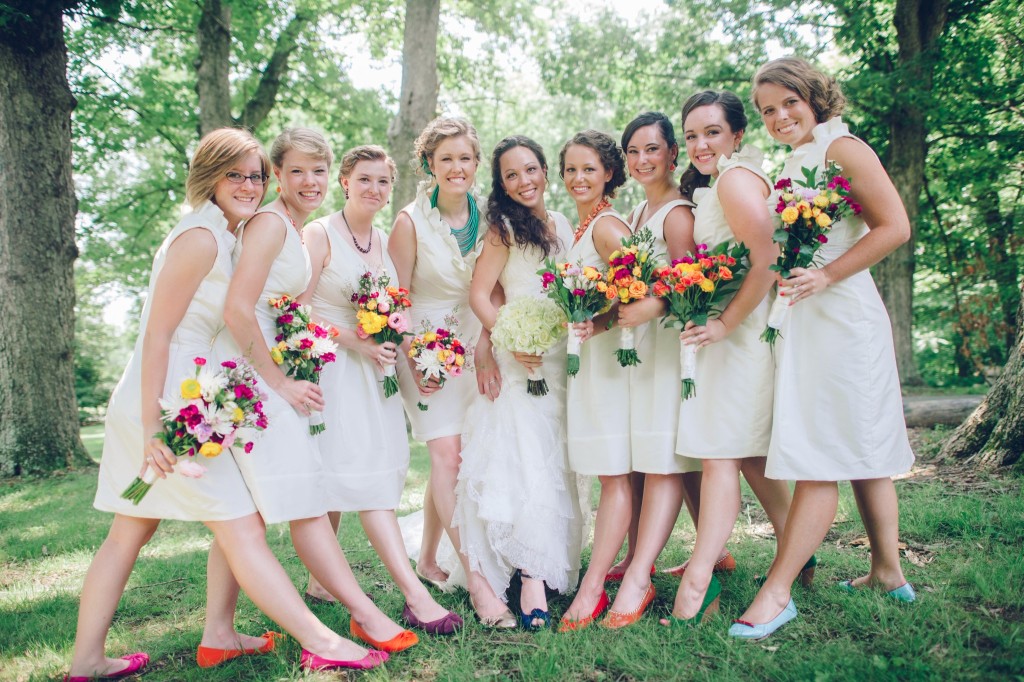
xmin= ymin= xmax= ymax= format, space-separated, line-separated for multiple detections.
xmin=64 ymin=652 xmax=149 ymax=681
xmin=300 ymin=647 xmax=389 ymax=671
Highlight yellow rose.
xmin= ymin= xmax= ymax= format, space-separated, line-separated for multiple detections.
xmin=830 ymin=191 xmax=840 ymax=203
xmin=181 ymin=379 xmax=202 ymax=400
xmin=782 ymin=192 xmax=795 ymax=202
xmin=781 ymin=206 xmax=799 ymax=224
xmin=813 ymin=194 xmax=829 ymax=208
xmin=455 ymin=355 xmax=464 ymax=366
xmin=232 ymin=407 xmax=244 ymax=423
xmin=812 ymin=207 xmax=821 ymax=217
xmin=816 ymin=213 xmax=833 ymax=228
xmin=269 ymin=347 xmax=284 ymax=364
xmin=582 ymin=266 xmax=601 ymax=281
xmin=199 ymin=442 xmax=223 ymax=458
xmin=610 ymin=250 xmax=622 ymax=260
xmin=597 ymin=281 xmax=608 ymax=292
xmin=699 ymin=278 xmax=715 ymax=293
xmin=801 ymin=209 xmax=813 ymax=220
xmin=424 ymin=332 xmax=437 ymax=343
xmin=632 ymin=266 xmax=641 ymax=276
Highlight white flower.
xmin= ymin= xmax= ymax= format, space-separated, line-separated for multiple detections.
xmin=196 ymin=366 xmax=228 ymax=402
xmin=311 ymin=335 xmax=338 ymax=358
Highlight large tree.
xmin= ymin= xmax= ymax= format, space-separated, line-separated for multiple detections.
xmin=0 ymin=0 xmax=95 ymax=474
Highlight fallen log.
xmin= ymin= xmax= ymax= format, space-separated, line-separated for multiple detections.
xmin=903 ymin=395 xmax=985 ymax=428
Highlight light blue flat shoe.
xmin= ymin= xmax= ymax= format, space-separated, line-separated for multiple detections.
xmin=728 ymin=599 xmax=797 ymax=640
xmin=837 ymin=579 xmax=916 ymax=603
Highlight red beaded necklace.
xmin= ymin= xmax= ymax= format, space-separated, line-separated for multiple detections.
xmin=573 ymin=198 xmax=612 ymax=244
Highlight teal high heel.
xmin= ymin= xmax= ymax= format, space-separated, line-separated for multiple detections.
xmin=754 ymin=554 xmax=817 ymax=588
xmin=665 ymin=575 xmax=722 ymax=627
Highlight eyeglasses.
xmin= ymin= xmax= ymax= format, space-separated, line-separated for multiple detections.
xmin=225 ymin=171 xmax=269 ymax=185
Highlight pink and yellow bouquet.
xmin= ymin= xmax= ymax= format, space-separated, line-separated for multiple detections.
xmin=762 ymin=162 xmax=861 ymax=344
xmin=351 ymin=271 xmax=411 ymax=398
xmin=268 ymin=294 xmax=338 ymax=434
xmin=537 ymin=258 xmax=611 ymax=377
xmin=606 ymin=226 xmax=663 ymax=366
xmin=652 ymin=241 xmax=749 ymax=400
xmin=121 ymin=357 xmax=268 ymax=505
xmin=408 ymin=313 xmax=469 ymax=411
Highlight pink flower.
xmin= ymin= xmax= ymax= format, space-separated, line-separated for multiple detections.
xmin=377 ymin=300 xmax=391 ymax=314
xmin=817 ymin=234 xmax=829 ymax=243
xmin=388 ymin=312 xmax=408 ymax=333
xmin=541 ymin=272 xmax=556 ymax=288
xmin=220 ymin=360 xmax=237 ymax=369
xmin=194 ymin=357 xmax=207 ymax=366
xmin=277 ymin=314 xmax=294 ymax=325
xmin=244 ymin=442 xmax=254 ymax=453
xmin=178 ymin=459 xmax=207 ymax=478
xmin=355 ymin=326 xmax=369 ymax=339
xmin=572 ymin=288 xmax=585 ymax=297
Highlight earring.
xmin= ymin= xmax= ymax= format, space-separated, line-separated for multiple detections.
xmin=670 ymin=161 xmax=677 ymax=170
xmin=344 ymin=188 xmax=349 ymax=199
xmin=275 ymin=186 xmax=280 ymax=193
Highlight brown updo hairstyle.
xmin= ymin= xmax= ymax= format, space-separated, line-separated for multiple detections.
xmin=338 ymin=144 xmax=398 ymax=185
xmin=751 ymin=57 xmax=846 ymax=123
xmin=185 ymin=127 xmax=270 ymax=209
xmin=678 ymin=90 xmax=748 ymax=203
xmin=558 ymin=129 xmax=628 ymax=199
xmin=269 ymin=127 xmax=334 ymax=169
xmin=412 ymin=116 xmax=482 ymax=176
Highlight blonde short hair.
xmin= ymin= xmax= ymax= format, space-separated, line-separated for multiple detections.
xmin=270 ymin=127 xmax=334 ymax=168
xmin=339 ymin=145 xmax=398 ymax=184
xmin=752 ymin=57 xmax=846 ymax=123
xmin=185 ymin=128 xmax=270 ymax=209
xmin=412 ymin=117 xmax=481 ymax=176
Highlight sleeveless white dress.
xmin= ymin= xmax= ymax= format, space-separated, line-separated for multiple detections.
xmin=628 ymin=199 xmax=701 ymax=474
xmin=396 ymin=182 xmax=483 ymax=442
xmin=224 ymin=207 xmax=327 ymax=523
xmin=94 ymin=201 xmax=257 ymax=521
xmin=308 ymin=218 xmax=410 ymax=511
xmin=452 ymin=212 xmax=586 ymax=598
xmin=767 ymin=118 xmax=914 ymax=480
xmin=676 ymin=146 xmax=776 ymax=460
xmin=566 ymin=209 xmax=632 ymax=476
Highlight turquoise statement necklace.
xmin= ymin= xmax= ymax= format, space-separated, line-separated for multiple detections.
xmin=431 ymin=185 xmax=479 ymax=256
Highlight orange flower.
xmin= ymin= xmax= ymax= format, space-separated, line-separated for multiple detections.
xmin=628 ymin=280 xmax=647 ymax=298
xmin=719 ymin=266 xmax=733 ymax=280
xmin=652 ymin=281 xmax=670 ymax=297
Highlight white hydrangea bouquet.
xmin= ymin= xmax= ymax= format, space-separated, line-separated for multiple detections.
xmin=491 ymin=296 xmax=567 ymax=396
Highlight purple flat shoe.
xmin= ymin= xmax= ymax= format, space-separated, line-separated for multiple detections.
xmin=401 ymin=602 xmax=464 ymax=635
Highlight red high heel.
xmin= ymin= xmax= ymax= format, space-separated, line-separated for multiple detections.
xmin=605 ymin=564 xmax=655 ymax=582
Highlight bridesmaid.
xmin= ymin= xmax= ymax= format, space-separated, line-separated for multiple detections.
xmin=555 ymin=130 xmax=634 ymax=631
xmin=224 ymin=128 xmax=416 ymax=655
xmin=389 ymin=117 xmax=498 ymax=613
xmin=299 ymin=145 xmax=461 ymax=635
xmin=604 ymin=111 xmax=704 ymax=626
xmin=732 ymin=58 xmax=915 ymax=639
xmin=73 ymin=128 xmax=384 ymax=678
xmin=453 ymin=136 xmax=585 ymax=629
xmin=663 ymin=90 xmax=794 ymax=627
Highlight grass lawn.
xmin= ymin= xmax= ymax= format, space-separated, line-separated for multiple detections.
xmin=1 ymin=428 xmax=1022 ymax=681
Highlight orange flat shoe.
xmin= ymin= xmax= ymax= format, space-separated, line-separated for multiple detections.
xmin=663 ymin=550 xmax=737 ymax=578
xmin=601 ymin=583 xmax=656 ymax=629
xmin=350 ymin=617 xmax=418 ymax=653
xmin=558 ymin=590 xmax=610 ymax=633
xmin=196 ymin=631 xmax=282 ymax=668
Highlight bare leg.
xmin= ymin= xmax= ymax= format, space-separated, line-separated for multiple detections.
xmin=519 ymin=574 xmax=548 ymax=627
xmin=416 ymin=482 xmax=447 ymax=583
xmin=608 ymin=472 xmax=645 ymax=576
xmin=200 ymin=538 xmax=269 ymax=650
xmin=849 ymin=478 xmax=908 ymax=590
xmin=205 ymin=514 xmax=368 ymax=661
xmin=681 ymin=470 xmax=702 ymax=526
xmin=669 ymin=460 xmax=741 ymax=620
xmin=68 ymin=515 xmax=160 ymax=678
xmin=610 ymin=473 xmax=683 ymax=613
xmin=304 ymin=511 xmax=341 ymax=603
xmin=360 ymin=509 xmax=450 ymax=622
xmin=289 ymin=515 xmax=405 ymax=642
xmin=562 ymin=474 xmax=632 ymax=621
xmin=740 ymin=457 xmax=792 ymax=541
xmin=738 ymin=481 xmax=836 ymax=624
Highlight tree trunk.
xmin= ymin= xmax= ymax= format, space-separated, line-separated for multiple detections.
xmin=874 ymin=0 xmax=950 ymax=386
xmin=195 ymin=0 xmax=233 ymax=136
xmin=941 ymin=282 xmax=1024 ymax=468
xmin=0 ymin=1 xmax=90 ymax=474
xmin=388 ymin=0 xmax=440 ymax=220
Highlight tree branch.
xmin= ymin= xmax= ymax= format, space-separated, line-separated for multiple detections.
xmin=237 ymin=9 xmax=313 ymax=130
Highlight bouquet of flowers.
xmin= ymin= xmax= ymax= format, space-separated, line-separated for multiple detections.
xmin=408 ymin=312 xmax=469 ymax=410
xmin=351 ymin=271 xmax=411 ymax=398
xmin=606 ymin=226 xmax=663 ymax=367
xmin=121 ymin=357 xmax=268 ymax=505
xmin=761 ymin=162 xmax=861 ymax=345
xmin=268 ymin=294 xmax=338 ymax=434
xmin=652 ymin=241 xmax=749 ymax=400
xmin=491 ymin=295 xmax=567 ymax=396
xmin=537 ymin=259 xmax=611 ymax=377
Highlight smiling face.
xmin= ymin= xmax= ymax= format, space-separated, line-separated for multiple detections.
xmin=683 ymin=104 xmax=744 ymax=178
xmin=755 ymin=82 xmax=817 ymax=148
xmin=499 ymin=145 xmax=547 ymax=215
xmin=428 ymin=135 xmax=478 ymax=196
xmin=625 ymin=124 xmax=677 ymax=187
xmin=275 ymin=150 xmax=329 ymax=214
xmin=343 ymin=158 xmax=392 ymax=215
xmin=562 ymin=144 xmax=611 ymax=206
xmin=212 ymin=151 xmax=264 ymax=228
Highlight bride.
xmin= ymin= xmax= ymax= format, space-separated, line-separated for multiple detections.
xmin=452 ymin=136 xmax=587 ymax=629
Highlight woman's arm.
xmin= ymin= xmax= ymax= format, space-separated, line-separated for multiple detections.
xmin=782 ymin=137 xmax=911 ymax=304
xmin=619 ymin=205 xmax=695 ymax=329
xmin=140 ymin=227 xmax=218 ymax=477
xmin=388 ymin=211 xmax=417 ymax=290
xmin=297 ymin=220 xmax=330 ymax=307
xmin=469 ymin=228 xmax=510 ymax=332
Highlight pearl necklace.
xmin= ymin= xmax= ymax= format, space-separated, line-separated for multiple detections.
xmin=341 ymin=210 xmax=372 ymax=254
xmin=573 ymin=198 xmax=612 ymax=244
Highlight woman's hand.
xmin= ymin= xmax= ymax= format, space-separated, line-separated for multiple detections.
xmin=141 ymin=436 xmax=177 ymax=479
xmin=780 ymin=267 xmax=831 ymax=305
xmin=680 ymin=318 xmax=728 ymax=348
xmin=475 ymin=338 xmax=502 ymax=402
xmin=359 ymin=339 xmax=397 ymax=372
xmin=513 ymin=352 xmax=544 ymax=372
xmin=277 ymin=378 xmax=325 ymax=416
xmin=406 ymin=355 xmax=443 ymax=397
xmin=617 ymin=297 xmax=664 ymax=328
xmin=571 ymin=319 xmax=596 ymax=343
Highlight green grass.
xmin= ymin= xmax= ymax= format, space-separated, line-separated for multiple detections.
xmin=2 ymin=430 xmax=1022 ymax=681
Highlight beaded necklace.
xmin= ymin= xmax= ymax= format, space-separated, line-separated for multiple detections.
xmin=431 ymin=185 xmax=479 ymax=256
xmin=341 ymin=210 xmax=372 ymax=254
xmin=573 ymin=198 xmax=612 ymax=244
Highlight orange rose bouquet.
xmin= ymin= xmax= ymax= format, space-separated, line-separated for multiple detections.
xmin=606 ymin=226 xmax=664 ymax=366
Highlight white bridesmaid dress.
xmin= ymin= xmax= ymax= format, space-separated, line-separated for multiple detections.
xmin=308 ymin=217 xmax=410 ymax=512
xmin=767 ymin=118 xmax=914 ymax=481
xmin=93 ymin=201 xmax=257 ymax=521
xmin=676 ymin=146 xmax=776 ymax=461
